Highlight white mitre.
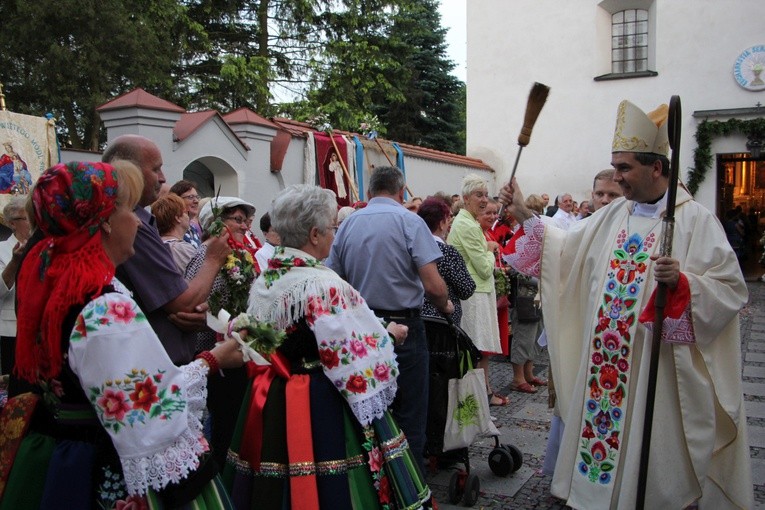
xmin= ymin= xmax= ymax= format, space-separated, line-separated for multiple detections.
xmin=611 ymin=100 xmax=669 ymax=156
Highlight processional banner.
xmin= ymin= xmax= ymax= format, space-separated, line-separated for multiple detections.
xmin=0 ymin=110 xmax=58 ymax=213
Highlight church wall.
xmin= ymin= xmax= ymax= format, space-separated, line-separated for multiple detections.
xmin=467 ymin=0 xmax=764 ymax=211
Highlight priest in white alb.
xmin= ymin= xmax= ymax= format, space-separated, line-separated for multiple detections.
xmin=498 ymin=100 xmax=753 ymax=509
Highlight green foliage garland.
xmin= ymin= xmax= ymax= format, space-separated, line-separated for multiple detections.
xmin=688 ymin=117 xmax=765 ymax=195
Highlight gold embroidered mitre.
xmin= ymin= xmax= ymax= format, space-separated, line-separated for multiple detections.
xmin=611 ymin=100 xmax=669 ymax=156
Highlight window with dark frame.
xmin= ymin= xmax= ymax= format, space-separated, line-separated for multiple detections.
xmin=611 ymin=9 xmax=648 ymax=73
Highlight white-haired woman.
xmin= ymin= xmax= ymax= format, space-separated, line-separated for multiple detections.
xmin=225 ymin=184 xmax=432 ymax=510
xmin=447 ymin=174 xmax=507 ymax=407
xmin=0 ymin=196 xmax=31 ymax=377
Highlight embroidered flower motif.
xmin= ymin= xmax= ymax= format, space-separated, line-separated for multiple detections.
xmin=616 ymin=358 xmax=629 ymax=372
xmin=368 ymin=446 xmax=383 ymax=471
xmin=591 ymin=352 xmax=604 ymax=365
xmin=130 ymin=378 xmax=159 ymax=412
xmin=346 ymin=374 xmax=368 ymax=394
xmin=363 ymin=334 xmax=378 ymax=349
xmin=591 ymin=441 xmax=607 ymax=462
xmin=97 ymin=388 xmax=131 ymax=421
xmin=606 ymin=431 xmax=620 ymax=450
xmin=373 ymin=362 xmax=391 ymax=382
xmin=589 ymin=378 xmax=603 ymax=400
xmin=90 ymin=369 xmax=185 ymax=432
xmin=108 ymin=300 xmax=137 ymax=324
xmin=609 ymin=386 xmax=624 ymax=407
xmin=115 ymin=495 xmax=149 ymax=510
xmin=378 ymin=475 xmax=392 ymax=505
xmin=349 ymin=338 xmax=368 ymax=358
xmin=582 ymin=421 xmax=596 ymax=439
xmin=602 ymin=331 xmax=620 ymax=351
xmin=598 ymin=364 xmax=618 ymax=390
xmin=319 ymin=347 xmax=340 ymax=369
xmin=607 ymin=298 xmax=624 ymax=319
xmin=594 ymin=410 xmax=612 ymax=435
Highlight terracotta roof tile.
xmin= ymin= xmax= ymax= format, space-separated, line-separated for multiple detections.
xmin=96 ymin=88 xmax=185 ymax=113
xmin=174 ymin=110 xmax=249 ymax=150
xmin=224 ymin=107 xmax=279 ymax=129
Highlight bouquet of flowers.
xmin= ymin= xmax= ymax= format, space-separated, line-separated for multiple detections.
xmin=493 ymin=267 xmax=510 ymax=298
xmin=205 ymin=196 xmax=257 ymax=316
xmin=209 ymin=249 xmax=256 ymax=315
xmin=230 ymin=313 xmax=286 ymax=356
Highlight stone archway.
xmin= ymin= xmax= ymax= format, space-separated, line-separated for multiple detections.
xmin=182 ymin=156 xmax=239 ymax=199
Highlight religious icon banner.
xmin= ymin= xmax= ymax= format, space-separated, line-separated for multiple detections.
xmin=0 ymin=110 xmax=58 ymax=209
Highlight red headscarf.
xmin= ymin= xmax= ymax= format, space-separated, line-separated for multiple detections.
xmin=15 ymin=162 xmax=119 ymax=382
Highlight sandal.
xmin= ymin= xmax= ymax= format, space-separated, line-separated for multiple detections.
xmin=509 ymin=382 xmax=537 ymax=394
xmin=488 ymin=393 xmax=510 ymax=406
xmin=528 ymin=376 xmax=548 ymax=386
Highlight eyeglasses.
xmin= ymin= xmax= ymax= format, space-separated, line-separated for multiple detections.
xmin=223 ymin=216 xmax=247 ymax=225
xmin=181 ymin=194 xmax=200 ymax=201
xmin=471 ymin=191 xmax=488 ymax=198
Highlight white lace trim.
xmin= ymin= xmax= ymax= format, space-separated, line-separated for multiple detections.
xmin=120 ymin=360 xmax=210 ymax=495
xmin=504 ymin=216 xmax=543 ymax=277
xmin=348 ymin=384 xmax=398 ymax=427
xmin=642 ymin=304 xmax=695 ymax=345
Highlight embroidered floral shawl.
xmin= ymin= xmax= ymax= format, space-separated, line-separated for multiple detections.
xmin=248 ymin=247 xmax=398 ymax=427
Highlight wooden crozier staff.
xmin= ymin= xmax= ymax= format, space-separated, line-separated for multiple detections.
xmin=495 ymin=82 xmax=550 ymax=228
xmin=636 ymin=95 xmax=682 ymax=510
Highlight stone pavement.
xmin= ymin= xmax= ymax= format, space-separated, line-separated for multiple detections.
xmin=426 ymin=275 xmax=765 ymax=509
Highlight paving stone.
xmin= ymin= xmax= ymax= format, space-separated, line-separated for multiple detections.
xmin=510 ymin=402 xmax=554 ymax=423
xmin=748 ymin=352 xmax=765 ymax=363
xmin=745 ymin=382 xmax=765 ymax=397
xmin=750 ymin=341 xmax=765 ymax=350
xmin=750 ymin=426 xmax=765 ymax=448
xmin=753 ymin=459 xmax=765 ymax=499
xmin=746 ymin=401 xmax=765 ymax=419
xmin=745 ymin=366 xmax=765 ymax=379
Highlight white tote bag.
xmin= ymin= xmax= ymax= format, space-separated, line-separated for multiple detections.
xmin=443 ymin=366 xmax=501 ymax=451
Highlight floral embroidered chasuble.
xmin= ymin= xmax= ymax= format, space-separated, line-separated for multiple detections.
xmin=503 ymin=187 xmax=752 ymax=510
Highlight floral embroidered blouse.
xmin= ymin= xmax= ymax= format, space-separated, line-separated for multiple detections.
xmin=67 ymin=279 xmax=211 ymax=496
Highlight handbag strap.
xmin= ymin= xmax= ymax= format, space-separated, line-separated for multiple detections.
xmin=458 ymin=347 xmax=474 ymax=375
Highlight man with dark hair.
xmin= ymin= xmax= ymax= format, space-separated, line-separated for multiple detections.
xmin=500 ymin=100 xmax=752 ymax=509
xmin=103 ymin=134 xmax=230 ymax=365
xmin=326 ymin=165 xmax=453 ymax=471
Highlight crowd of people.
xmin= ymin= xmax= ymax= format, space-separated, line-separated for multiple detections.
xmin=0 ymin=97 xmax=755 ymax=510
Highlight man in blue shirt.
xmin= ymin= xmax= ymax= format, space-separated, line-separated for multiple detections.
xmin=326 ymin=166 xmax=452 ymax=471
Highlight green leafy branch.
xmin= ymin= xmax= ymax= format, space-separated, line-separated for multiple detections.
xmin=687 ymin=117 xmax=765 ymax=195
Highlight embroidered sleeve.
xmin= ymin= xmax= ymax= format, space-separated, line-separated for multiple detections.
xmin=638 ymin=273 xmax=695 ymax=344
xmin=67 ymin=292 xmax=209 ymax=496
xmin=501 ymin=215 xmax=544 ymax=277
xmin=307 ymin=289 xmax=399 ymax=427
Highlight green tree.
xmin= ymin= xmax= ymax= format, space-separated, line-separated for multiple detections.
xmin=0 ymin=0 xmax=199 ymax=149
xmin=280 ymin=0 xmax=407 ymax=133
xmin=377 ymin=0 xmax=465 ymax=154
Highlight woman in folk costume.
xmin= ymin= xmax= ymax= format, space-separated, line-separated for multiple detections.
xmin=500 ymin=101 xmax=752 ymax=509
xmin=224 ymin=184 xmax=431 ymax=510
xmin=1 ymin=161 xmax=244 ymax=509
